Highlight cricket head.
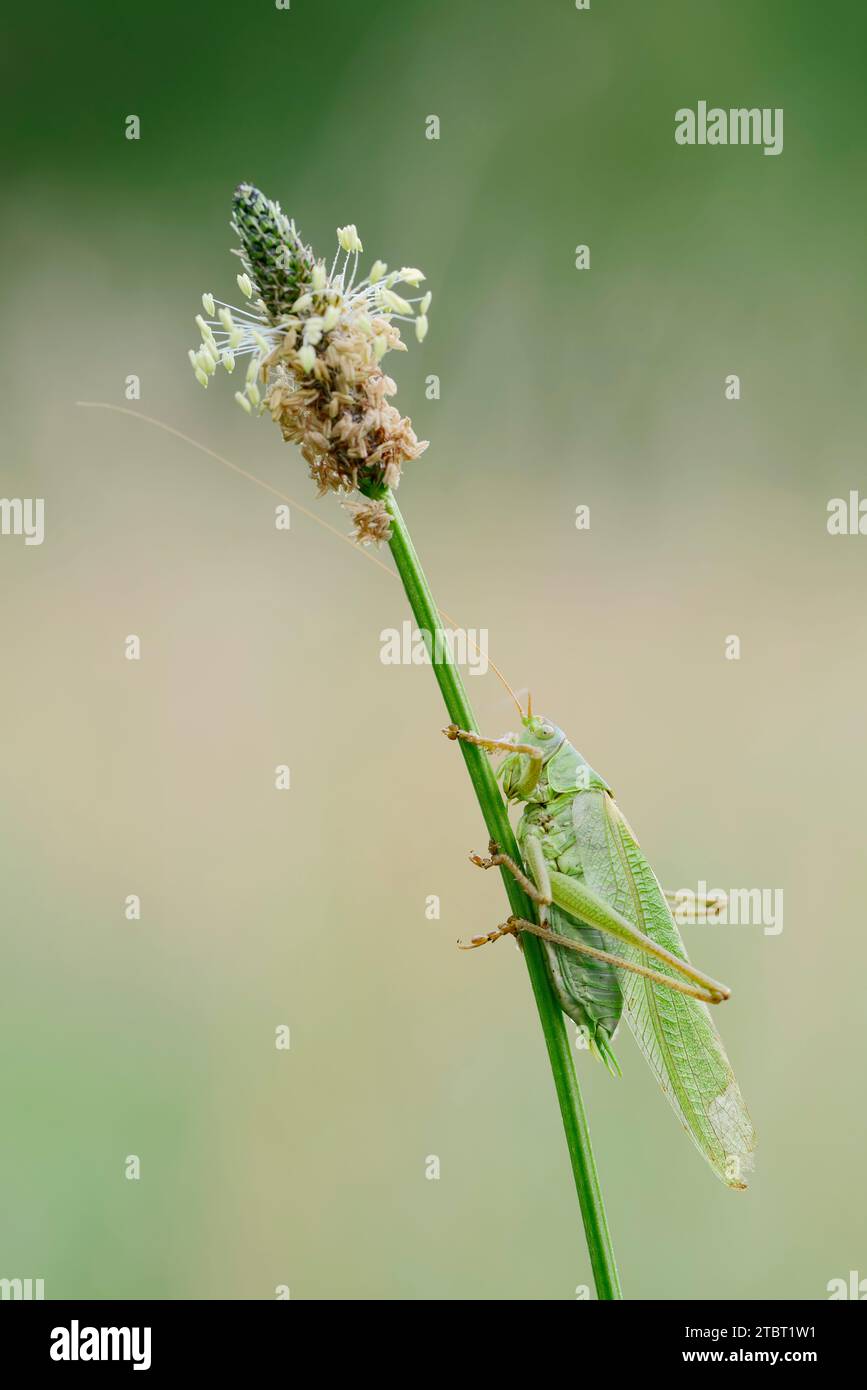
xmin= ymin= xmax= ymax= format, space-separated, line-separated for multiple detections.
xmin=520 ymin=712 xmax=567 ymax=753
xmin=497 ymin=697 xmax=609 ymax=802
xmin=518 ymin=695 xmax=567 ymax=756
xmin=499 ymin=707 xmax=567 ymax=801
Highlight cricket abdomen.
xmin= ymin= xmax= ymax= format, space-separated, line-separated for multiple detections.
xmin=517 ymin=794 xmax=624 ymax=1063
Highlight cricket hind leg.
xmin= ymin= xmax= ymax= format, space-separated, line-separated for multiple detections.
xmin=547 ymin=868 xmax=731 ymax=1004
xmin=459 ymin=921 xmax=520 ymax=951
xmin=497 ymin=917 xmax=727 ymax=1006
xmin=470 ymin=883 xmax=732 ymax=1004
xmin=467 ymin=834 xmax=730 ymax=1004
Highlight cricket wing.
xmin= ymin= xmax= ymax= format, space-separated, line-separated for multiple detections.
xmin=575 ymin=791 xmax=757 ymax=1189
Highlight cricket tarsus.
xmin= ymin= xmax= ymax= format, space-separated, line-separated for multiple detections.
xmin=460 ymin=921 xmax=520 ymax=951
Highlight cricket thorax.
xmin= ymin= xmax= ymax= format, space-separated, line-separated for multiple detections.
xmin=518 ymin=787 xmax=591 ymax=877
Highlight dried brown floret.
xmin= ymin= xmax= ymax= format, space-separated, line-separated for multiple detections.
xmin=343 ymin=498 xmax=393 ymax=546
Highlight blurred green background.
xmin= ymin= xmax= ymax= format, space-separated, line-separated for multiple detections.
xmin=2 ymin=0 xmax=866 ymax=1299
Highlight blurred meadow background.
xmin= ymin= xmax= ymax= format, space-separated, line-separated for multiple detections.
xmin=1 ymin=0 xmax=866 ymax=1298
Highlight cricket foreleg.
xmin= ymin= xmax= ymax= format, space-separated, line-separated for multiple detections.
xmin=443 ymin=724 xmax=542 ymax=762
xmin=499 ymin=918 xmax=726 ymax=1005
xmin=443 ymin=724 xmax=544 ymax=799
xmin=547 ymin=871 xmax=731 ymax=1003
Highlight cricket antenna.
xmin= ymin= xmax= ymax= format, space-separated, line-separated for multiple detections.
xmin=75 ymin=402 xmax=531 ymax=724
xmin=436 ymin=606 xmax=525 ymax=722
xmin=485 ymin=657 xmax=527 ymax=723
xmin=527 ymin=692 xmax=533 ymax=719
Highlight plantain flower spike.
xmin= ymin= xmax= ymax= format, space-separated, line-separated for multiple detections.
xmin=186 ymin=184 xmax=430 ymax=542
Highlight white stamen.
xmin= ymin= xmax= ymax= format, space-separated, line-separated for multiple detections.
xmin=380 ymin=289 xmax=414 ymax=316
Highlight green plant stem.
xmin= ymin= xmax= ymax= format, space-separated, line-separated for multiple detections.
xmin=379 ymin=487 xmax=622 ymax=1300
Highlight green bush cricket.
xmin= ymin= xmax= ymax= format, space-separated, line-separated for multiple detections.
xmin=446 ymin=700 xmax=756 ymax=1191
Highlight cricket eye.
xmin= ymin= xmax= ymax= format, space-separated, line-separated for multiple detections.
xmin=538 ymin=723 xmax=554 ymax=739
